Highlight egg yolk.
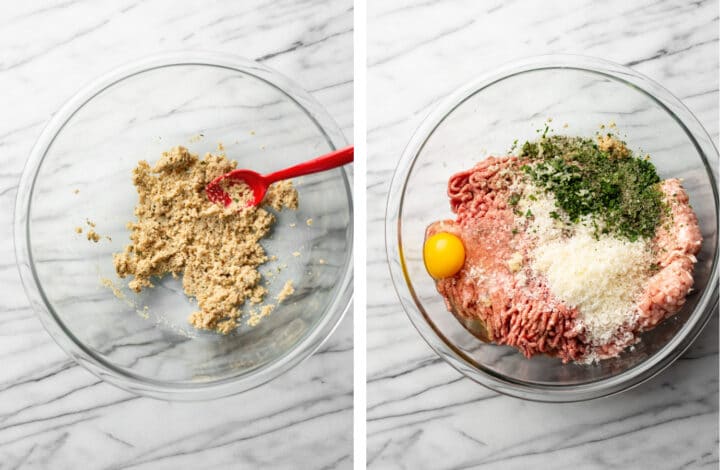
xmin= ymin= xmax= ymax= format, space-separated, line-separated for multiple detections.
xmin=423 ymin=232 xmax=465 ymax=279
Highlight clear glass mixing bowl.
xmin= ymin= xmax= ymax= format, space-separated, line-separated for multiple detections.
xmin=15 ymin=52 xmax=353 ymax=400
xmin=386 ymin=55 xmax=718 ymax=402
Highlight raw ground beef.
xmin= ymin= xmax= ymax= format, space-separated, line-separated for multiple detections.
xmin=429 ymin=157 xmax=702 ymax=363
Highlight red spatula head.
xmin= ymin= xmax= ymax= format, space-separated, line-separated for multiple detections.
xmin=205 ymin=169 xmax=268 ymax=208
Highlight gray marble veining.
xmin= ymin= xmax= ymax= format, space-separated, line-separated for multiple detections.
xmin=367 ymin=1 xmax=718 ymax=468
xmin=0 ymin=1 xmax=352 ymax=468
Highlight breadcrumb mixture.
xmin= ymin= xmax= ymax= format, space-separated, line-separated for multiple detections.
xmin=100 ymin=277 xmax=126 ymax=300
xmin=113 ymin=146 xmax=298 ymax=334
xmin=247 ymin=304 xmax=275 ymax=327
xmin=277 ymin=280 xmax=295 ymax=302
xmin=221 ymin=179 xmax=254 ymax=212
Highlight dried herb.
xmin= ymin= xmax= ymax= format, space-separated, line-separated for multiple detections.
xmin=519 ymin=135 xmax=664 ymax=241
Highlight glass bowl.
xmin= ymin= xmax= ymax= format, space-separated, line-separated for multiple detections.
xmin=15 ymin=52 xmax=353 ymax=400
xmin=386 ymin=55 xmax=718 ymax=402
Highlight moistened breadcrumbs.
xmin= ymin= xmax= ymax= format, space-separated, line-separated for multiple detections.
xmin=247 ymin=304 xmax=275 ymax=327
xmin=277 ymin=280 xmax=295 ymax=302
xmin=221 ymin=179 xmax=254 ymax=211
xmin=113 ymin=146 xmax=298 ymax=334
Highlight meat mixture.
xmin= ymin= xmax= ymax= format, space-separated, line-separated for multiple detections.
xmin=114 ymin=146 xmax=298 ymax=334
xmin=428 ymin=135 xmax=702 ymax=363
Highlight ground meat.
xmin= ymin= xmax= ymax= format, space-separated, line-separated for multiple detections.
xmin=431 ymin=157 xmax=587 ymax=363
xmin=636 ymin=179 xmax=702 ymax=329
xmin=430 ymin=159 xmax=701 ymax=363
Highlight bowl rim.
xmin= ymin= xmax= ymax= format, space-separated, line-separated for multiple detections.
xmin=385 ymin=53 xmax=719 ymax=402
xmin=14 ymin=51 xmax=354 ymax=401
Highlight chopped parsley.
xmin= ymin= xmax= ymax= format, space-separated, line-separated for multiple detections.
xmin=519 ymin=135 xmax=664 ymax=241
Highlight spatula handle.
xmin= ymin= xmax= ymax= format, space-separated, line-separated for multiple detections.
xmin=263 ymin=146 xmax=354 ymax=184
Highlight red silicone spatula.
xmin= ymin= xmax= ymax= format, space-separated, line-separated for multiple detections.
xmin=206 ymin=146 xmax=354 ymax=208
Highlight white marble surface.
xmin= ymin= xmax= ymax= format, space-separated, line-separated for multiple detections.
xmin=367 ymin=1 xmax=718 ymax=468
xmin=0 ymin=1 xmax=352 ymax=469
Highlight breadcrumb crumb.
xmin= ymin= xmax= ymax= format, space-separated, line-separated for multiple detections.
xmin=277 ymin=280 xmax=294 ymax=302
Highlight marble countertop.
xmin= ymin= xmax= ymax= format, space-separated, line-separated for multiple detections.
xmin=367 ymin=1 xmax=718 ymax=468
xmin=0 ymin=1 xmax=352 ymax=468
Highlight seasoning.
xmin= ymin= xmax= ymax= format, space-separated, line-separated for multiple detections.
xmin=519 ymin=135 xmax=664 ymax=241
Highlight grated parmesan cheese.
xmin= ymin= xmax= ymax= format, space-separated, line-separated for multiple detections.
xmin=512 ymin=180 xmax=568 ymax=245
xmin=512 ymin=178 xmax=653 ymax=345
xmin=531 ymin=231 xmax=652 ymax=344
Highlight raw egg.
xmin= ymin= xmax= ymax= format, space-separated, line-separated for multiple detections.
xmin=423 ymin=232 xmax=465 ymax=279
